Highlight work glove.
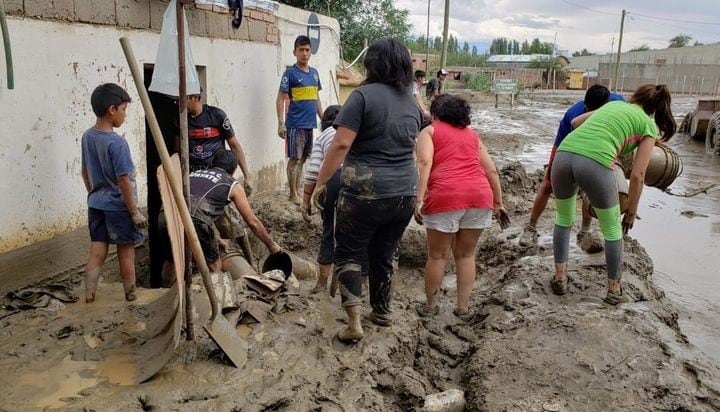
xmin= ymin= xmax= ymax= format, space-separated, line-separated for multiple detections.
xmin=277 ymin=122 xmax=286 ymax=139
xmin=311 ymin=184 xmax=327 ymax=213
xmin=493 ymin=206 xmax=511 ymax=230
xmin=414 ymin=201 xmax=424 ymax=225
xmin=131 ymin=211 xmax=148 ymax=229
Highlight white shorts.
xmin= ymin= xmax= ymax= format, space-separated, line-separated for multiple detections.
xmin=422 ymin=208 xmax=493 ymax=233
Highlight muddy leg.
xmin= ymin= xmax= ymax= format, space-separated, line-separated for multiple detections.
xmin=295 ymin=158 xmax=306 ymax=193
xmin=117 ymin=244 xmax=137 ymax=302
xmin=236 ymin=231 xmax=256 ymax=268
xmin=422 ymin=229 xmax=454 ymax=310
xmin=452 ymin=229 xmax=483 ymax=313
xmin=336 ymin=263 xmax=364 ymax=341
xmin=312 ymin=263 xmax=331 ymax=293
xmin=84 ymin=241 xmax=108 ymax=303
xmin=287 ymin=159 xmax=301 ymax=205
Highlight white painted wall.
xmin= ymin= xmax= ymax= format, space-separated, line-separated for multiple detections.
xmin=0 ymin=7 xmax=339 ymax=253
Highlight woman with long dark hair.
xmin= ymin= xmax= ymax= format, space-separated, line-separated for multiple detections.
xmin=550 ymin=84 xmax=676 ymax=304
xmin=312 ymin=38 xmax=422 ymax=343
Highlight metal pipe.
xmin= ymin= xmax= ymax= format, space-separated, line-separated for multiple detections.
xmin=0 ymin=0 xmax=14 ymax=89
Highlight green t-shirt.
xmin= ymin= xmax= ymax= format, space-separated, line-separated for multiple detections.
xmin=558 ymin=101 xmax=658 ymax=168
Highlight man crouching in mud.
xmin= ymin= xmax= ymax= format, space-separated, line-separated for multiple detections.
xmin=312 ymin=38 xmax=422 ymax=343
xmin=518 ymin=84 xmax=624 ymax=252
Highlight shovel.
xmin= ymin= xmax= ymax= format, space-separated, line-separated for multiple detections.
xmin=120 ymin=37 xmax=248 ymax=368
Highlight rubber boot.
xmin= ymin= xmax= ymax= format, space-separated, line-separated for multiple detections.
xmin=85 ymin=267 xmax=101 ymax=303
xmin=337 ymin=305 xmax=364 ymax=343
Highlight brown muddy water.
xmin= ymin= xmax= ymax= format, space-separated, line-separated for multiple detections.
xmin=473 ymin=93 xmax=720 ymax=364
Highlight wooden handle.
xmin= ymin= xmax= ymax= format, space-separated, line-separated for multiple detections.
xmin=119 ymin=37 xmax=219 ymax=320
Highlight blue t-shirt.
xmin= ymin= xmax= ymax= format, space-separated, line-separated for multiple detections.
xmin=553 ymin=93 xmax=624 ymax=147
xmin=81 ymin=128 xmax=137 ymax=211
xmin=279 ymin=65 xmax=321 ymax=129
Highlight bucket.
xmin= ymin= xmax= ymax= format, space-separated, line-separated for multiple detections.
xmin=221 ymin=250 xmax=257 ymax=280
xmin=261 ymin=251 xmax=318 ymax=280
xmin=645 ymin=144 xmax=683 ymax=190
xmin=589 ymin=163 xmax=629 ymax=219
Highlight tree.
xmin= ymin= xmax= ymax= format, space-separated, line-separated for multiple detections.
xmin=462 ymin=41 xmax=470 ymax=55
xmin=512 ymin=40 xmax=520 ymax=55
xmin=521 ymin=39 xmax=530 ymax=54
xmin=668 ymin=34 xmax=692 ymax=48
xmin=572 ymin=48 xmax=594 ymax=57
xmin=277 ymin=0 xmax=412 ymax=63
xmin=628 ymin=44 xmax=651 ymax=52
xmin=694 ymin=40 xmax=704 ymax=46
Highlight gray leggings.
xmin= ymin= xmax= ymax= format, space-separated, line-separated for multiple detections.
xmin=550 ymin=151 xmax=623 ymax=280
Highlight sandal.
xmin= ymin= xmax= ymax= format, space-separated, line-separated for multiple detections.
xmin=415 ymin=303 xmax=439 ymax=318
xmin=453 ymin=308 xmax=474 ymax=322
xmin=603 ymin=288 xmax=628 ymax=305
xmin=366 ymin=311 xmax=392 ymax=327
xmin=550 ymin=277 xmax=568 ymax=296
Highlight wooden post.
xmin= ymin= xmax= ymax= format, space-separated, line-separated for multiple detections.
xmin=613 ymin=9 xmax=626 ymax=92
xmin=176 ymin=0 xmax=194 ymax=341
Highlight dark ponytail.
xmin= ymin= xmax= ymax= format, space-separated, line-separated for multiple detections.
xmin=630 ymin=84 xmax=676 ymax=141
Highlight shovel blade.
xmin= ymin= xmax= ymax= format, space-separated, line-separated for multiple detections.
xmin=205 ymin=316 xmax=248 ymax=368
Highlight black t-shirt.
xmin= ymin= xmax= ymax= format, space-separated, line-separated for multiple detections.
xmin=189 ymin=168 xmax=237 ymax=224
xmin=188 ymin=105 xmax=235 ymax=167
xmin=333 ymin=83 xmax=422 ymax=200
xmin=426 ymin=78 xmax=440 ymax=97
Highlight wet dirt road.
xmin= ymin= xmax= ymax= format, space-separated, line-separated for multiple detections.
xmin=473 ymin=93 xmax=720 ymax=363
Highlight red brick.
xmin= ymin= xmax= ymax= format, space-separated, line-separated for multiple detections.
xmin=266 ymin=34 xmax=278 ymax=44
xmin=248 ymin=19 xmax=267 ymax=43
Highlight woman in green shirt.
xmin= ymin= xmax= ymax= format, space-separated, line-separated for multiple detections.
xmin=550 ymin=84 xmax=676 ymax=304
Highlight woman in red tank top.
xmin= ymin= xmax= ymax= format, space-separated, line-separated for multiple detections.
xmin=415 ymin=94 xmax=510 ymax=320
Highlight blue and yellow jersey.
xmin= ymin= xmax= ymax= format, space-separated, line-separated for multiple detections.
xmin=279 ymin=65 xmax=322 ymax=128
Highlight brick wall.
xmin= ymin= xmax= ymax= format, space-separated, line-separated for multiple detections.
xmin=3 ymin=0 xmax=279 ymax=44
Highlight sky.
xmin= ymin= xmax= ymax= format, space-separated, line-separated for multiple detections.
xmin=394 ymin=0 xmax=720 ymax=55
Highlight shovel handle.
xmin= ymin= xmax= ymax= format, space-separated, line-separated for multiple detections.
xmin=120 ymin=37 xmax=219 ymax=321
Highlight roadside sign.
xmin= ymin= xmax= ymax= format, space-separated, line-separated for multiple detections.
xmin=493 ymin=79 xmax=518 ymax=95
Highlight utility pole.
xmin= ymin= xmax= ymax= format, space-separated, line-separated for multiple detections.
xmin=425 ymin=0 xmax=431 ymax=73
xmin=439 ymin=0 xmax=450 ymax=92
xmin=613 ymin=9 xmax=626 ymax=92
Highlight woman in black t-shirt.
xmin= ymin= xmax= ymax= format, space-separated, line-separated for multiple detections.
xmin=313 ymin=38 xmax=422 ymax=343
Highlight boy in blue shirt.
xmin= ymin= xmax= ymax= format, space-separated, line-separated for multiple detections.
xmin=276 ymin=35 xmax=323 ymax=204
xmin=81 ymin=83 xmax=148 ymax=303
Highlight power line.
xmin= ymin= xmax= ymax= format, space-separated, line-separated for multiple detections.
xmin=629 ymin=11 xmax=720 ymax=27
xmin=631 ymin=15 xmax=720 ymax=38
xmin=558 ymin=0 xmax=617 ymax=16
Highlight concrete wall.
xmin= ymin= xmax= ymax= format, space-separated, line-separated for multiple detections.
xmin=569 ymin=44 xmax=720 ymax=71
xmin=598 ymin=63 xmax=720 ymax=95
xmin=0 ymin=1 xmax=339 ymax=252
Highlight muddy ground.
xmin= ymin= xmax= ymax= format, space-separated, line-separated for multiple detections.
xmin=2 ymin=94 xmax=720 ymax=411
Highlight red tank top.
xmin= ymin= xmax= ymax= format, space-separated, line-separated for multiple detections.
xmin=422 ymin=121 xmax=494 ymax=214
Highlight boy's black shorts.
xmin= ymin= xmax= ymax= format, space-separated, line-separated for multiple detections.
xmin=88 ymin=207 xmax=144 ymax=245
xmin=158 ymin=212 xmax=220 ymax=263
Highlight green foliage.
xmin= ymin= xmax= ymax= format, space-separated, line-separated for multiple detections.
xmin=669 ymin=34 xmax=692 ymax=48
xmin=527 ymin=57 xmax=565 ymax=72
xmin=628 ymin=44 xmax=651 ymax=52
xmin=277 ymin=0 xmax=412 ymax=63
xmin=405 ymin=34 xmax=487 ymax=67
xmin=489 ymin=37 xmax=553 ymax=55
xmin=465 ymin=73 xmax=492 ymax=92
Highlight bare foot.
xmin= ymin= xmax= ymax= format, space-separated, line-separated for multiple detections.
xmin=124 ymin=284 xmax=137 ymax=302
xmin=85 ymin=268 xmax=100 ymax=303
xmin=289 ymin=195 xmax=302 ymax=205
xmin=336 ymin=326 xmax=364 ymax=343
xmin=311 ymin=282 xmax=327 ymax=294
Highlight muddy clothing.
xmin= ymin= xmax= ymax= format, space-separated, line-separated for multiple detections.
xmin=334 ymin=194 xmax=415 ymax=315
xmin=553 ymin=93 xmax=625 ymax=147
xmin=280 ymin=64 xmax=321 ymax=129
xmin=318 ymin=170 xmax=342 ymax=265
xmin=81 ymin=128 xmax=137 ymax=211
xmin=558 ymin=101 xmax=658 ymax=169
xmin=551 ymin=151 xmax=623 ymax=280
xmin=88 ymin=207 xmax=143 ymax=245
xmin=286 ymin=128 xmax=313 ymax=159
xmin=425 ymin=78 xmax=440 ymax=98
xmin=334 ymin=83 xmax=422 ymax=200
xmin=422 ymin=121 xmax=494 ymax=214
xmin=188 ymin=168 xmax=237 ymax=226
xmin=188 ymin=105 xmax=235 ymax=169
